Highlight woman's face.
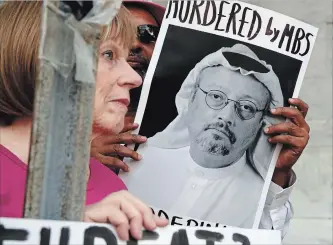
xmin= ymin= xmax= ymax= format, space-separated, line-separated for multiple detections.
xmin=93 ymin=38 xmax=142 ymax=135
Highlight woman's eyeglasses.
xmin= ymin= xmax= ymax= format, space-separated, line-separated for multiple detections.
xmin=199 ymin=87 xmax=267 ymax=120
xmin=137 ymin=24 xmax=159 ymax=44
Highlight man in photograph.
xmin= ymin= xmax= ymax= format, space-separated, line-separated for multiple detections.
xmin=120 ymin=43 xmax=292 ymax=228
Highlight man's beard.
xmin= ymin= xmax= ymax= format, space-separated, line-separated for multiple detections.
xmin=195 ymin=122 xmax=237 ymax=156
xmin=196 ymin=135 xmax=230 ymax=156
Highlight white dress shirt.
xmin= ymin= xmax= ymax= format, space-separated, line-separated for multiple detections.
xmin=121 ymin=144 xmax=296 ymax=238
xmin=260 ymin=171 xmax=296 ymax=239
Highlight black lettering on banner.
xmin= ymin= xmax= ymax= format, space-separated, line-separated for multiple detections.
xmin=202 ymin=1 xmax=217 ymax=26
xmin=189 ymin=1 xmax=205 ymax=24
xmin=171 ymin=229 xmax=189 ymax=245
xmin=195 ymin=230 xmax=224 ymax=245
xmin=0 ymin=224 xmax=28 ymax=245
xmin=215 ymin=1 xmax=230 ymax=31
xmin=84 ymin=226 xmax=117 ymax=245
xmin=164 ymin=0 xmax=313 ymax=57
xmin=179 ymin=0 xmax=191 ymax=23
xmin=171 ymin=216 xmax=183 ymax=226
xmin=266 ymin=17 xmax=274 ymax=36
xmin=291 ymin=28 xmax=306 ymax=54
xmin=166 ymin=0 xmax=179 ymax=19
xmin=226 ymin=3 xmax=242 ymax=34
xmin=158 ymin=210 xmax=169 ymax=220
xmin=40 ymin=228 xmax=51 ymax=245
xmin=186 ymin=219 xmax=198 ymax=226
xmin=248 ymin=10 xmax=261 ymax=40
xmin=232 ymin=233 xmax=251 ymax=245
xmin=59 ymin=228 xmax=70 ymax=245
xmin=278 ymin=24 xmax=295 ymax=51
xmin=266 ymin=17 xmax=280 ymax=42
xmin=238 ymin=7 xmax=252 ymax=37
xmin=150 ymin=207 xmax=155 ymax=215
xmin=300 ymin=32 xmax=314 ymax=56
xmin=39 ymin=227 xmax=70 ymax=245
xmin=165 ymin=0 xmax=172 ymax=19
xmin=127 ymin=231 xmax=159 ymax=245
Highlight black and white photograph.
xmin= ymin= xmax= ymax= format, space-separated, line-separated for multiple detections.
xmin=119 ymin=0 xmax=318 ymax=229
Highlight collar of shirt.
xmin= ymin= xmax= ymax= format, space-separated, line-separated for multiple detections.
xmin=182 ymin=146 xmax=247 ymax=180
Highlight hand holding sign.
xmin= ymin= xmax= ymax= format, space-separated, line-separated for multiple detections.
xmin=90 ymin=123 xmax=146 ymax=172
xmin=84 ymin=191 xmax=168 ymax=241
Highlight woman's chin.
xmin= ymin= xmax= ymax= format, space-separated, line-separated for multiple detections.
xmin=94 ymin=112 xmax=126 ymax=134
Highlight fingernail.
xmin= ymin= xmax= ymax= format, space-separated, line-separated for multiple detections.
xmin=140 ymin=136 xmax=147 ymax=141
xmin=137 ymin=230 xmax=143 ymax=240
xmin=289 ymin=98 xmax=295 ymax=102
xmin=133 ymin=123 xmax=139 ymax=127
xmin=264 ymin=127 xmax=269 ymax=133
xmin=138 ymin=154 xmax=143 ymax=160
xmin=268 ymin=138 xmax=272 ymax=142
xmin=271 ymin=108 xmax=276 ymax=113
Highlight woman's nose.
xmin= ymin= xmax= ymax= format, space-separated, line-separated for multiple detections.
xmin=117 ymin=60 xmax=143 ymax=89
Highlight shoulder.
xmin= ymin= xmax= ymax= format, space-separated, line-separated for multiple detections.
xmin=89 ymin=158 xmax=127 ymax=191
xmin=86 ymin=158 xmax=127 ymax=205
xmin=0 ymin=145 xmax=26 ymax=218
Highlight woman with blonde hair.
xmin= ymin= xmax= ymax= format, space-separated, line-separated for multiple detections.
xmin=0 ymin=1 xmax=167 ymax=241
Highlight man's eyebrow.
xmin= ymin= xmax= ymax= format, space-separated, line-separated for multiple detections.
xmin=204 ymin=84 xmax=228 ymax=91
xmin=239 ymin=94 xmax=256 ymax=100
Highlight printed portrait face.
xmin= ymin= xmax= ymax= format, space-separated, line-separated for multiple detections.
xmin=187 ymin=66 xmax=270 ymax=167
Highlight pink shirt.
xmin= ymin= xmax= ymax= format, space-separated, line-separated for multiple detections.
xmin=0 ymin=144 xmax=127 ymax=218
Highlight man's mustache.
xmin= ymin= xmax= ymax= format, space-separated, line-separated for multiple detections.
xmin=128 ymin=52 xmax=149 ymax=65
xmin=204 ymin=122 xmax=237 ymax=144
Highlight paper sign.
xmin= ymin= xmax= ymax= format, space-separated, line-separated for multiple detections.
xmin=0 ymin=217 xmax=281 ymax=245
xmin=120 ymin=0 xmax=318 ymax=229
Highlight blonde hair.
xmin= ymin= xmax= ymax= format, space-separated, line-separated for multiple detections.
xmin=101 ymin=6 xmax=136 ymax=49
xmin=0 ymin=1 xmax=136 ymax=125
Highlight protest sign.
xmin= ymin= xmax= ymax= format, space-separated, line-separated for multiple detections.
xmin=0 ymin=217 xmax=281 ymax=245
xmin=119 ymin=0 xmax=318 ymax=229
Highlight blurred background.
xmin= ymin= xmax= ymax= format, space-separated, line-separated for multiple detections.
xmin=152 ymin=0 xmax=332 ymax=244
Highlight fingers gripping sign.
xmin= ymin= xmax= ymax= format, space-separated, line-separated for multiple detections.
xmin=264 ymin=98 xmax=310 ymax=186
xmin=90 ymin=123 xmax=147 ymax=172
xmin=84 ymin=191 xmax=168 ymax=241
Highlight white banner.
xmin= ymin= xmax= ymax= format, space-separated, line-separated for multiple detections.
xmin=0 ymin=217 xmax=281 ymax=244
